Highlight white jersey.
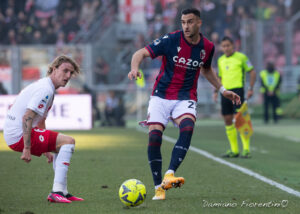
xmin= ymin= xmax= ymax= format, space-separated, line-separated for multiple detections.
xmin=3 ymin=77 xmax=55 ymax=145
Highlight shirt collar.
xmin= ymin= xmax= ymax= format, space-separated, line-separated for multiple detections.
xmin=46 ymin=77 xmax=55 ymax=91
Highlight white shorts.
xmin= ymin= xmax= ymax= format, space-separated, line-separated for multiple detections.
xmin=146 ymin=96 xmax=197 ymax=128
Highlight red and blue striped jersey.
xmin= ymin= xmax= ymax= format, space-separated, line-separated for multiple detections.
xmin=145 ymin=30 xmax=215 ymax=101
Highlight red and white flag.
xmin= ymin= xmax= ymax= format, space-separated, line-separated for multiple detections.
xmin=119 ymin=0 xmax=145 ymax=24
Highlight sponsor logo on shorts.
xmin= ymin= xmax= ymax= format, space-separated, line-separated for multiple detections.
xmin=39 ymin=135 xmax=44 ymax=142
xmin=38 ymin=104 xmax=44 ymax=109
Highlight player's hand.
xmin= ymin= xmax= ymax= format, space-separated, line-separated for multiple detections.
xmin=128 ymin=70 xmax=142 ymax=80
xmin=223 ymin=91 xmax=241 ymax=105
xmin=247 ymin=89 xmax=254 ymax=99
xmin=21 ymin=148 xmax=32 ymax=163
xmin=43 ymin=152 xmax=53 ymax=163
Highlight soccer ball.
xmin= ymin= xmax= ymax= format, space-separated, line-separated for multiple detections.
xmin=119 ymin=179 xmax=146 ymax=207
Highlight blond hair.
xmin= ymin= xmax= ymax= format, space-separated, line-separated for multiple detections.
xmin=47 ymin=55 xmax=80 ymax=76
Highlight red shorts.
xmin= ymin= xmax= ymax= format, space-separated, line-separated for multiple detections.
xmin=9 ymin=128 xmax=59 ymax=157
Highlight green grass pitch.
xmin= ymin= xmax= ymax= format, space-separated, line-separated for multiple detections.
xmin=0 ymin=120 xmax=300 ymax=214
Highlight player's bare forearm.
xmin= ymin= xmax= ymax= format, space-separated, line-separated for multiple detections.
xmin=131 ymin=48 xmax=149 ymax=71
xmin=22 ymin=109 xmax=37 ymax=149
xmin=202 ymin=67 xmax=241 ymax=104
xmin=249 ymin=69 xmax=256 ymax=89
xmin=247 ymin=69 xmax=256 ymax=99
xmin=128 ymin=48 xmax=150 ymax=80
xmin=202 ymin=66 xmax=222 ymax=90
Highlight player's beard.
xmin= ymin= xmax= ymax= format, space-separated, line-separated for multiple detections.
xmin=187 ymin=30 xmax=197 ymax=39
xmin=188 ymin=32 xmax=195 ymax=38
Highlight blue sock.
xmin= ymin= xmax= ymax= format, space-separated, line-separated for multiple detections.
xmin=148 ymin=130 xmax=163 ymax=186
xmin=168 ymin=118 xmax=194 ymax=172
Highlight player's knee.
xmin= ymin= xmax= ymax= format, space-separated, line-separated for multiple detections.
xmin=67 ymin=136 xmax=75 ymax=145
xmin=60 ymin=136 xmax=75 ymax=147
xmin=179 ymin=118 xmax=194 ymax=133
xmin=149 ymin=130 xmax=162 ymax=147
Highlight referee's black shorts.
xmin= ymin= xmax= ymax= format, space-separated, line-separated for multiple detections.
xmin=221 ymin=88 xmax=244 ymax=115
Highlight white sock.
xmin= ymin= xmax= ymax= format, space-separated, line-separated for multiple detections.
xmin=52 ymin=144 xmax=74 ymax=195
xmin=53 ymin=153 xmax=57 ymax=171
xmin=165 ymin=169 xmax=174 ymax=175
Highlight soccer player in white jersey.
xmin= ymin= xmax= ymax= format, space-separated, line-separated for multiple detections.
xmin=3 ymin=55 xmax=84 ymax=203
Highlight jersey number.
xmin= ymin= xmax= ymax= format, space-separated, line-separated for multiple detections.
xmin=188 ymin=101 xmax=195 ymax=109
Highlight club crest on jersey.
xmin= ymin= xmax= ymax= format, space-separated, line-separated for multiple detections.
xmin=200 ymin=50 xmax=206 ymax=60
xmin=163 ymin=35 xmax=169 ymax=39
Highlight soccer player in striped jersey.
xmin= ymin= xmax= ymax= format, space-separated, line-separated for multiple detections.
xmin=128 ymin=8 xmax=240 ymax=200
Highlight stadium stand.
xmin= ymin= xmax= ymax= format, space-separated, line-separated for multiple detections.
xmin=0 ymin=0 xmax=300 ymax=123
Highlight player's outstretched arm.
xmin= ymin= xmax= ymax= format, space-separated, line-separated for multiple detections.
xmin=21 ymin=109 xmax=37 ymax=163
xmin=202 ymin=66 xmax=241 ymax=105
xmin=247 ymin=69 xmax=256 ymax=99
xmin=128 ymin=48 xmax=150 ymax=80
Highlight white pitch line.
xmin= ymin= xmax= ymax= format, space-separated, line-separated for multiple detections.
xmin=137 ymin=127 xmax=300 ymax=198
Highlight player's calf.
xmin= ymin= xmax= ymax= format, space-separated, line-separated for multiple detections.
xmin=168 ymin=118 xmax=194 ymax=171
xmin=148 ymin=129 xmax=163 ymax=186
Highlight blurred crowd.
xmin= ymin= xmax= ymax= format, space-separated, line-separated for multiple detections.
xmin=144 ymin=0 xmax=297 ymax=41
xmin=142 ymin=0 xmax=300 ymax=68
xmin=0 ymin=0 xmax=103 ymax=45
xmin=1 ymin=0 xmax=300 ymax=79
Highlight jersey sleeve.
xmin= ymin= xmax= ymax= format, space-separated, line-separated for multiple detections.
xmin=145 ymin=34 xmax=171 ymax=59
xmin=203 ymin=45 xmax=215 ymax=69
xmin=27 ymin=89 xmax=53 ymax=116
xmin=243 ymin=54 xmax=254 ymax=72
